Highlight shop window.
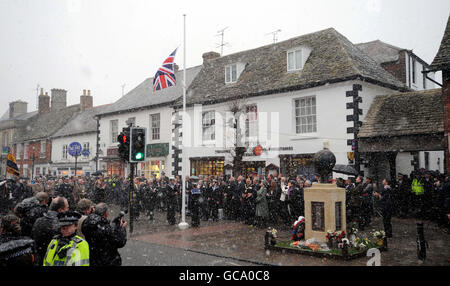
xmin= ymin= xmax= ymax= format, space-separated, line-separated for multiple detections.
xmin=190 ymin=158 xmax=224 ymax=176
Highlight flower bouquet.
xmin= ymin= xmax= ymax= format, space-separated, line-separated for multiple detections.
xmin=270 ymin=228 xmax=278 ymax=246
xmin=326 ymin=230 xmax=336 ymax=248
xmin=372 ymin=230 xmax=386 ymax=247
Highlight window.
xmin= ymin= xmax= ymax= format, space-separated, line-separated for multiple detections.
xmin=190 ymin=158 xmax=224 ymax=176
xmin=145 ymin=160 xmax=165 ymax=179
xmin=1 ymin=132 xmax=8 ymax=147
xmin=83 ymin=142 xmax=90 ymax=157
xmin=127 ymin=117 xmax=136 ymax=126
xmin=111 ymin=120 xmax=118 ymax=143
xmin=225 ymin=64 xmax=237 ymax=83
xmin=150 ymin=113 xmax=160 ymax=140
xmin=294 ymin=96 xmax=317 ymax=134
xmin=245 ymin=105 xmax=258 ymax=141
xmin=40 ymin=141 xmax=46 ymax=158
xmin=62 ymin=144 xmax=68 ymax=159
xmin=287 ymin=49 xmax=303 ymax=71
xmin=202 ymin=111 xmax=215 ymax=142
xmin=16 ymin=144 xmax=21 ymax=160
xmin=24 ymin=143 xmax=29 ymax=159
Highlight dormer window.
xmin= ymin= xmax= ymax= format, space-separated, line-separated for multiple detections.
xmin=225 ymin=64 xmax=237 ymax=83
xmin=287 ymin=46 xmax=311 ymax=72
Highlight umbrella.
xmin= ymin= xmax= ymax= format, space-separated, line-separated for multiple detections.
xmin=332 ymin=164 xmax=358 ymax=176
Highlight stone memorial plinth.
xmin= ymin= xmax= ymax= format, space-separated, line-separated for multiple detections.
xmin=304 ymin=183 xmax=346 ymax=243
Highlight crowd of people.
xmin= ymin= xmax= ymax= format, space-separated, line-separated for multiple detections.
xmin=0 ymin=174 xmax=127 ymax=266
xmin=1 ymin=168 xmax=449 ymax=266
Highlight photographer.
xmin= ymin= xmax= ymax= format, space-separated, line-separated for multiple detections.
xmin=81 ymin=203 xmax=127 ymax=266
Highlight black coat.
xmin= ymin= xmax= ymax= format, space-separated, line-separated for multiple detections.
xmin=81 ymin=213 xmax=127 ymax=266
xmin=15 ymin=197 xmax=47 ymax=237
xmin=31 ymin=210 xmax=59 ymax=265
xmin=378 ymin=186 xmax=393 ymax=211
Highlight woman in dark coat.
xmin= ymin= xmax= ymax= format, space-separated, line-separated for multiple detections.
xmin=266 ymin=181 xmax=279 ymax=224
xmin=374 ymin=179 xmax=393 ymax=238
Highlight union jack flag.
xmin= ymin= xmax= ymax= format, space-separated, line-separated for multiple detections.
xmin=153 ymin=48 xmax=177 ymax=92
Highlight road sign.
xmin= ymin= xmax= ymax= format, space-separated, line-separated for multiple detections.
xmin=68 ymin=142 xmax=82 ymax=157
xmin=81 ymin=149 xmax=90 ymax=157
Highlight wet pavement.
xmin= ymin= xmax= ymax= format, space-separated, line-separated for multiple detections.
xmin=109 ymin=206 xmax=450 ymax=266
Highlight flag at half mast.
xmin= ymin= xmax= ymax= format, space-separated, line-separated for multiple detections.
xmin=153 ymin=48 xmax=177 ymax=92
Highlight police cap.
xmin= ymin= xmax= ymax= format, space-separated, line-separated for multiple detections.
xmin=57 ymin=211 xmax=82 ymax=226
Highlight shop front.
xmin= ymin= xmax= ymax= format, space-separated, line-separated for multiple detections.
xmin=279 ymin=153 xmax=316 ymax=180
xmin=145 ymin=143 xmax=169 ymax=179
xmin=102 ymin=147 xmax=125 ymax=177
xmin=190 ymin=157 xmax=224 ymax=176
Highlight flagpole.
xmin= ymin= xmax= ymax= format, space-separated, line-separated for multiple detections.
xmin=179 ymin=14 xmax=189 ymax=230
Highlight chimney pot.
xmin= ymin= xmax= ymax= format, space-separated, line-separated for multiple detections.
xmin=38 ymin=91 xmax=50 ymax=114
xmin=202 ymin=51 xmax=221 ymax=64
xmin=80 ymin=89 xmax=93 ymax=111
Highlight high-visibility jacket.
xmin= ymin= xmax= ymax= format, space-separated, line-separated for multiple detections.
xmin=411 ymin=179 xmax=424 ymax=195
xmin=43 ymin=235 xmax=89 ymax=266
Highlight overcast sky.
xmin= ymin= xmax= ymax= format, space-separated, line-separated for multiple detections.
xmin=0 ymin=0 xmax=449 ymax=118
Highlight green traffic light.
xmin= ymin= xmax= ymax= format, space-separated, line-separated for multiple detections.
xmin=135 ymin=152 xmax=144 ymax=160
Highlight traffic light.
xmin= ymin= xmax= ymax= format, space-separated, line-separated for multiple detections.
xmin=117 ymin=127 xmax=130 ymax=162
xmin=130 ymin=127 xmax=146 ymax=162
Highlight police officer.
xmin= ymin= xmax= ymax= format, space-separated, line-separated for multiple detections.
xmin=54 ymin=176 xmax=75 ymax=209
xmin=190 ymin=183 xmax=202 ymax=227
xmin=43 ymin=211 xmax=89 ymax=266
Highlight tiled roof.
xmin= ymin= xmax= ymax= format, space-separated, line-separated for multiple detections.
xmin=0 ymin=111 xmax=38 ymax=130
xmin=180 ymin=28 xmax=408 ymax=107
xmin=13 ymin=105 xmax=81 ymax=142
xmin=358 ymin=88 xmax=443 ymax=138
xmin=430 ymin=15 xmax=450 ymax=71
xmin=97 ymin=66 xmax=202 ymax=117
xmin=51 ymin=104 xmax=112 ymax=138
xmin=356 ymin=40 xmax=403 ymax=64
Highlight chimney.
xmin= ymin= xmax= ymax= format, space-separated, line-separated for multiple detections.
xmin=80 ymin=89 xmax=93 ymax=111
xmin=50 ymin=88 xmax=67 ymax=111
xmin=202 ymin=51 xmax=220 ymax=64
xmin=9 ymin=100 xmax=28 ymax=119
xmin=38 ymin=89 xmax=50 ymax=114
